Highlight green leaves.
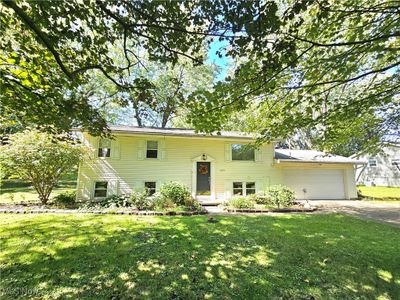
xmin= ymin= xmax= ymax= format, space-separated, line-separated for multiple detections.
xmin=0 ymin=129 xmax=89 ymax=203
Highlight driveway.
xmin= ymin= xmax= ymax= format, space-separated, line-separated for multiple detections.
xmin=309 ymin=200 xmax=400 ymax=227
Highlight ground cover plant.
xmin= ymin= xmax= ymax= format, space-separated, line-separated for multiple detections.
xmin=358 ymin=186 xmax=400 ymax=200
xmin=0 ymin=213 xmax=399 ymax=299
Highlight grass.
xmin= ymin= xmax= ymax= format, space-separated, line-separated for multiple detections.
xmin=0 ymin=214 xmax=399 ymax=299
xmin=358 ymin=186 xmax=400 ymax=200
xmin=0 ymin=173 xmax=77 ymax=203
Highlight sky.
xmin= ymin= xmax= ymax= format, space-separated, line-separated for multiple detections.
xmin=206 ymin=39 xmax=231 ymax=81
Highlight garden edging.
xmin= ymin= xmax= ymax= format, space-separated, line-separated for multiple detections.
xmin=225 ymin=207 xmax=317 ymax=213
xmin=0 ymin=208 xmax=208 ymax=216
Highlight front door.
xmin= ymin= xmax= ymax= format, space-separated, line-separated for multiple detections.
xmin=196 ymin=162 xmax=210 ymax=195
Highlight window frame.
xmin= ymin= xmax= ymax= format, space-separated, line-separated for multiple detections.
xmin=232 ymin=181 xmax=256 ymax=196
xmin=94 ymin=181 xmax=108 ymax=198
xmin=368 ymin=158 xmax=377 ymax=167
xmin=391 ymin=158 xmax=400 ymax=170
xmin=146 ymin=140 xmax=158 ymax=159
xmin=144 ymin=181 xmax=157 ymax=196
xmin=231 ymin=144 xmax=255 ymax=161
xmin=98 ymin=139 xmax=111 ymax=158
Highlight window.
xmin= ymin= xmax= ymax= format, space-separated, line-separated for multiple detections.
xmin=233 ymin=182 xmax=243 ymax=195
xmin=231 ymin=144 xmax=255 ymax=161
xmin=145 ymin=182 xmax=156 ymax=196
xmin=98 ymin=139 xmax=111 ymax=157
xmin=146 ymin=141 xmax=158 ymax=158
xmin=233 ymin=182 xmax=256 ymax=196
xmin=368 ymin=158 xmax=377 ymax=167
xmin=246 ymin=182 xmax=256 ymax=195
xmin=94 ymin=181 xmax=108 ymax=198
xmin=392 ymin=158 xmax=400 ymax=170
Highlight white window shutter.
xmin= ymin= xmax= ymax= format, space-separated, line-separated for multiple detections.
xmin=89 ymin=136 xmax=98 ymax=159
xmin=255 ymin=148 xmax=263 ymax=162
xmin=111 ymin=139 xmax=120 ymax=159
xmin=255 ymin=181 xmax=262 ymax=194
xmin=159 ymin=140 xmax=167 ymax=160
xmin=225 ymin=181 xmax=232 ymax=199
xmin=108 ymin=180 xmax=119 ymax=196
xmin=225 ymin=144 xmax=232 ymax=161
xmin=137 ymin=140 xmax=145 ymax=160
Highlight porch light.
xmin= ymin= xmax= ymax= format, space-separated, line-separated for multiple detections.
xmin=202 ymin=153 xmax=207 ymax=161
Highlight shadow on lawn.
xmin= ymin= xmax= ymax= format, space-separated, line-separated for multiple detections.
xmin=1 ymin=214 xmax=399 ymax=299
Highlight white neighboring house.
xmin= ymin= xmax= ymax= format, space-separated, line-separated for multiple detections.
xmin=354 ymin=145 xmax=400 ymax=187
xmin=76 ymin=126 xmax=364 ymax=202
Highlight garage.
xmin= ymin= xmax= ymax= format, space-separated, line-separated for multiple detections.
xmin=283 ymin=169 xmax=346 ymax=200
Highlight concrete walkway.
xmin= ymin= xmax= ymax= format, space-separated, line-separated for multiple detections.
xmin=204 ymin=201 xmax=400 ymax=227
xmin=309 ymin=200 xmax=400 ymax=227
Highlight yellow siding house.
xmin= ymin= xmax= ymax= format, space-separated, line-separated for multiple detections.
xmin=76 ymin=126 xmax=364 ymax=202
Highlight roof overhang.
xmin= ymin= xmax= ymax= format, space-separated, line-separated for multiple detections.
xmin=275 ymin=159 xmax=367 ymax=165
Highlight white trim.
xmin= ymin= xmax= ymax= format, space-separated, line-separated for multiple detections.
xmin=191 ymin=154 xmax=216 ymax=200
xmin=93 ymin=180 xmax=108 ymax=199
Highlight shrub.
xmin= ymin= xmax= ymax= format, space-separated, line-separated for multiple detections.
xmin=53 ymin=191 xmax=76 ymax=207
xmin=246 ymin=193 xmax=267 ymax=204
xmin=98 ymin=194 xmax=132 ymax=208
xmin=130 ymin=191 xmax=155 ymax=210
xmin=153 ymin=193 xmax=176 ymax=210
xmin=228 ymin=196 xmax=256 ymax=209
xmin=159 ymin=181 xmax=191 ymax=205
xmin=183 ymin=197 xmax=203 ymax=211
xmin=264 ymin=185 xmax=295 ymax=208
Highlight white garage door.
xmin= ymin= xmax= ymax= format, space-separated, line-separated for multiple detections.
xmin=283 ymin=169 xmax=345 ymax=200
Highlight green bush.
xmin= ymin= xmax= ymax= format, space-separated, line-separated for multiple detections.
xmin=264 ymin=185 xmax=295 ymax=208
xmin=53 ymin=191 xmax=76 ymax=207
xmin=153 ymin=193 xmax=176 ymax=210
xmin=159 ymin=181 xmax=191 ymax=205
xmin=130 ymin=191 xmax=155 ymax=210
xmin=98 ymin=194 xmax=132 ymax=208
xmin=228 ymin=196 xmax=256 ymax=209
xmin=183 ymin=197 xmax=203 ymax=211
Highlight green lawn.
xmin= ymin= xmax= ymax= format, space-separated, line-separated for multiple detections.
xmin=0 ymin=173 xmax=77 ymax=203
xmin=358 ymin=186 xmax=400 ymax=200
xmin=0 ymin=214 xmax=399 ymax=299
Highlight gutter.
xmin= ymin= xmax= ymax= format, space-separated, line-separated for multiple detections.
xmin=275 ymin=159 xmax=367 ymax=165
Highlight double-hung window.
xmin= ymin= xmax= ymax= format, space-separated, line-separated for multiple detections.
xmin=368 ymin=158 xmax=377 ymax=167
xmin=94 ymin=181 xmax=108 ymax=198
xmin=98 ymin=139 xmax=111 ymax=157
xmin=233 ymin=182 xmax=256 ymax=196
xmin=231 ymin=144 xmax=255 ymax=161
xmin=146 ymin=141 xmax=158 ymax=159
xmin=145 ymin=182 xmax=156 ymax=196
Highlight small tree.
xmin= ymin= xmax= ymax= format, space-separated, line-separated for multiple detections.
xmin=0 ymin=129 xmax=88 ymax=204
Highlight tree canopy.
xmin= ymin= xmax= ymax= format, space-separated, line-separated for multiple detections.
xmin=1 ymin=0 xmax=398 ymax=154
xmin=0 ymin=129 xmax=88 ymax=203
xmin=188 ymin=0 xmax=399 ymax=153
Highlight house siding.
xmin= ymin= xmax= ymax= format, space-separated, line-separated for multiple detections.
xmin=77 ymin=133 xmax=283 ymax=201
xmin=355 ymin=146 xmax=400 ymax=187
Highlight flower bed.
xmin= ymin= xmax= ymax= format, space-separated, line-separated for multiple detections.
xmin=0 ymin=207 xmax=207 ymax=216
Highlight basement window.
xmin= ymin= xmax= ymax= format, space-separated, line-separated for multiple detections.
xmin=94 ymin=181 xmax=108 ymax=198
xmin=145 ymin=182 xmax=156 ymax=196
xmin=233 ymin=182 xmax=256 ymax=196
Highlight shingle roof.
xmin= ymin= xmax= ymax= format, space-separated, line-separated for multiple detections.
xmin=107 ymin=125 xmax=256 ymax=140
xmin=275 ymin=149 xmax=366 ymax=164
